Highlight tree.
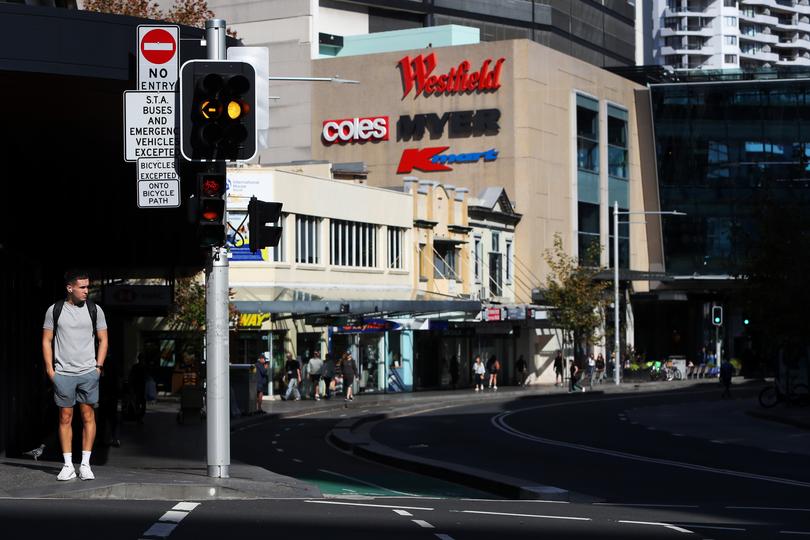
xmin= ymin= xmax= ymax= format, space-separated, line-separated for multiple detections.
xmin=165 ymin=276 xmax=240 ymax=333
xmin=543 ymin=233 xmax=609 ymax=363
xmin=82 ymin=0 xmax=236 ymax=36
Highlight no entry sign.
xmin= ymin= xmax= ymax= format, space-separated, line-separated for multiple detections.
xmin=138 ymin=25 xmax=179 ymax=91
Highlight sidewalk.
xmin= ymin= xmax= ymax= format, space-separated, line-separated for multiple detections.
xmin=0 ymin=377 xmax=766 ymax=500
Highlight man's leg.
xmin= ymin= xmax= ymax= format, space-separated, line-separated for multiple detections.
xmin=79 ymin=403 xmax=96 ymax=452
xmin=59 ymin=407 xmax=73 ymax=454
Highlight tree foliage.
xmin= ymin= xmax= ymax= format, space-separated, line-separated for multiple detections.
xmin=166 ymin=276 xmax=241 ymax=332
xmin=543 ymin=233 xmax=609 ymax=359
xmin=83 ymin=0 xmax=236 ymax=36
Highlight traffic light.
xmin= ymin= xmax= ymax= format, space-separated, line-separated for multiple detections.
xmin=712 ymin=306 xmax=723 ymax=326
xmin=196 ymin=172 xmax=226 ymax=247
xmin=743 ymin=314 xmax=751 ymax=326
xmin=247 ymin=196 xmax=283 ymax=253
xmin=180 ymin=60 xmax=257 ymax=162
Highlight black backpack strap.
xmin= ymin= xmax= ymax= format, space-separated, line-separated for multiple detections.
xmin=86 ymin=299 xmax=98 ymax=337
xmin=52 ymin=299 xmax=65 ymax=336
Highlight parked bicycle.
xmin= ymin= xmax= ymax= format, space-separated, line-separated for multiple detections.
xmin=759 ymin=378 xmax=810 ymax=408
xmin=649 ymin=361 xmax=683 ymax=382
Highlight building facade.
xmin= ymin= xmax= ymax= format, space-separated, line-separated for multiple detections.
xmin=652 ymin=0 xmax=810 ymax=72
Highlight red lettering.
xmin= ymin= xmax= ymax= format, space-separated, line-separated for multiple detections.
xmin=398 ymin=54 xmax=505 ymax=97
xmin=396 ymin=147 xmax=452 ymax=174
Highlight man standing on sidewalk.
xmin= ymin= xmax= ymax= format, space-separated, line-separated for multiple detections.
xmin=42 ymin=270 xmax=108 ymax=481
xmin=308 ymin=350 xmax=323 ymax=400
xmin=255 ymin=354 xmax=269 ymax=413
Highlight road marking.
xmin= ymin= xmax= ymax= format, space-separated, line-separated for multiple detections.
xmin=305 ymin=500 xmax=434 ymax=511
xmin=272 ymin=441 xmax=277 ymax=445
xmin=492 ymin=411 xmax=810 ymax=488
xmin=709 ymin=440 xmax=726 ymax=444
xmin=770 ymin=449 xmax=791 ymax=454
xmin=141 ymin=523 xmax=177 ymax=538
xmin=158 ymin=510 xmax=189 ymax=523
xmin=292 ymin=458 xmax=303 ymax=463
xmin=619 ymin=520 xmax=693 ymax=533
xmin=460 ymin=498 xmax=568 ymax=504
xmin=781 ymin=531 xmax=810 ymax=536
xmin=455 ymin=510 xmax=590 ymax=522
xmin=674 ymin=524 xmax=746 ymax=531
xmin=317 ymin=468 xmax=418 ymax=497
xmin=594 ymin=503 xmax=699 ymax=508
xmin=140 ymin=501 xmax=200 ymax=538
xmin=435 ymin=535 xmax=455 ymax=540
xmin=412 ymin=520 xmax=434 ymax=528
xmin=393 ymin=509 xmax=412 ymax=516
xmin=276 ymin=448 xmax=284 ymax=453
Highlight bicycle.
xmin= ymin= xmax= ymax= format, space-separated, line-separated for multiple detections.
xmin=758 ymin=378 xmax=810 ymax=408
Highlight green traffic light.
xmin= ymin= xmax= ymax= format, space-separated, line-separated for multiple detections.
xmin=744 ymin=318 xmax=750 ymax=325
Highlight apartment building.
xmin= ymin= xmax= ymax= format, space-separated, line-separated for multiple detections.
xmin=653 ymin=0 xmax=810 ymax=71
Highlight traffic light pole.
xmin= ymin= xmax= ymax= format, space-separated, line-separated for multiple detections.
xmin=205 ymin=18 xmax=230 ymax=479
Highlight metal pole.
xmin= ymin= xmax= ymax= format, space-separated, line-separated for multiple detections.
xmin=614 ymin=201 xmax=621 ymax=385
xmin=268 ymin=331 xmax=274 ymax=398
xmin=205 ymin=19 xmax=230 ymax=479
xmin=716 ymin=324 xmax=721 ymax=375
xmin=205 ymin=19 xmax=227 ymax=61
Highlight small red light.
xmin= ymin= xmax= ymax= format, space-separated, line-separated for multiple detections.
xmin=202 ymin=178 xmax=223 ymax=197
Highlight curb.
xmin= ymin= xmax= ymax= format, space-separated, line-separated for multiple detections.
xmin=329 ymin=413 xmax=569 ymax=501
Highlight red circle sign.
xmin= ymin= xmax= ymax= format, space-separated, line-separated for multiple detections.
xmin=140 ymin=29 xmax=176 ymax=65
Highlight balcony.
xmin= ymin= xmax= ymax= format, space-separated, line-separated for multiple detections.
xmin=739 ymin=9 xmax=780 ymax=24
xmin=740 ymin=48 xmax=781 ymax=61
xmin=739 ymin=29 xmax=781 ymax=42
xmin=660 ymin=24 xmax=715 ymax=36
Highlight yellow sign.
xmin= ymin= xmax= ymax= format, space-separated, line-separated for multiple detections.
xmin=238 ymin=313 xmax=271 ymax=328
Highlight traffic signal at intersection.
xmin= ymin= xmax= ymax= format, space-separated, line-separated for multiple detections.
xmin=196 ymin=172 xmax=226 ymax=247
xmin=247 ymin=196 xmax=283 ymax=253
xmin=180 ymin=60 xmax=257 ymax=162
xmin=712 ymin=306 xmax=723 ymax=326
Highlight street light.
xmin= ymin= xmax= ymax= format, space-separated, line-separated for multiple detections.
xmin=612 ymin=201 xmax=686 ymax=385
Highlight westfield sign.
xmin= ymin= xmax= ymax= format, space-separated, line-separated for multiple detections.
xmin=398 ymin=52 xmax=505 ymax=98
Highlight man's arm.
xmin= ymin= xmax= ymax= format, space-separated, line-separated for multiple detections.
xmin=296 ymin=368 xmax=302 ymax=381
xmin=42 ymin=329 xmax=55 ymax=382
xmin=96 ymin=329 xmax=109 ymax=371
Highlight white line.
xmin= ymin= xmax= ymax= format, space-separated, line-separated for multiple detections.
xmin=619 ymin=520 xmax=693 ymax=533
xmin=172 ymin=502 xmax=200 ymax=512
xmin=276 ymin=448 xmax=284 ymax=453
xmin=317 ymin=468 xmax=418 ymax=497
xmin=272 ymin=441 xmax=277 ymax=445
xmin=158 ymin=510 xmax=189 ymax=523
xmin=141 ymin=523 xmax=177 ymax=537
xmin=673 ymin=524 xmax=746 ymax=531
xmin=292 ymin=458 xmax=303 ymax=463
xmin=435 ymin=535 xmax=455 ymax=540
xmin=143 ymin=43 xmax=174 ymax=51
xmin=460 ymin=498 xmax=568 ymax=504
xmin=457 ymin=509 xmax=591 ymax=522
xmin=412 ymin=520 xmax=434 ymax=528
xmin=594 ymin=503 xmax=699 ymax=508
xmin=492 ymin=412 xmax=810 ymax=488
xmin=781 ymin=531 xmax=810 ymax=536
xmin=304 ymin=500 xmax=434 ymax=511
xmin=392 ymin=509 xmax=412 ymax=516
xmin=727 ymin=507 xmax=810 ymax=512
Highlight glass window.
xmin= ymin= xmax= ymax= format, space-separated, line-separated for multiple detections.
xmin=725 ymin=36 xmax=737 ymax=46
xmin=725 ymin=16 xmax=737 ymax=26
xmin=331 ymin=219 xmax=377 ymax=268
xmin=474 ymin=236 xmax=482 ymax=283
xmin=725 ymin=54 xmax=737 ymax=64
xmin=387 ymin=227 xmax=404 ymax=269
xmin=295 ymin=215 xmax=320 ymax=264
xmin=505 ymin=240 xmax=513 ymax=284
xmin=433 ymin=242 xmax=458 ymax=280
xmin=578 ymin=95 xmax=600 ymax=175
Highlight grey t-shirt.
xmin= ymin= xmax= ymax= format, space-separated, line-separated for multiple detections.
xmin=43 ymin=302 xmax=107 ymax=376
xmin=308 ymin=357 xmax=323 ymax=376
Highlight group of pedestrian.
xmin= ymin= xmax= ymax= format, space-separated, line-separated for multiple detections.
xmin=472 ymin=355 xmax=501 ymax=391
xmin=256 ymin=350 xmax=359 ymax=409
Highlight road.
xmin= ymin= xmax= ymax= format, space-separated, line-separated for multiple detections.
xmin=3 ymin=384 xmax=809 ymax=539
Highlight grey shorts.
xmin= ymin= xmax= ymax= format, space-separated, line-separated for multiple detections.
xmin=54 ymin=371 xmax=99 ymax=408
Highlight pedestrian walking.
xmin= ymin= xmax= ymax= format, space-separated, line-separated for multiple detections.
xmin=42 ymin=270 xmax=109 ymax=481
xmin=487 ymin=355 xmax=500 ymax=390
xmin=308 ymin=350 xmax=323 ymax=400
xmin=340 ymin=352 xmax=358 ymax=402
xmin=594 ymin=353 xmax=606 ymax=384
xmin=515 ymin=355 xmax=527 ymax=387
xmin=569 ymin=359 xmax=583 ymax=393
xmin=553 ymin=350 xmax=564 ymax=387
xmin=321 ymin=353 xmax=336 ymax=400
xmin=473 ymin=355 xmax=486 ymax=391
xmin=720 ymin=358 xmax=734 ymax=398
xmin=255 ymin=354 xmax=269 ymax=413
xmin=587 ymin=353 xmax=596 ymax=386
xmin=283 ymin=353 xmax=301 ymax=401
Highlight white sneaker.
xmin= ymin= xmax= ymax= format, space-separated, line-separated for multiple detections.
xmin=493 ymin=385 xmax=498 ymax=390
xmin=475 ymin=387 xmax=479 ymax=392
xmin=78 ymin=464 xmax=95 ymax=481
xmin=57 ymin=464 xmax=76 ymax=481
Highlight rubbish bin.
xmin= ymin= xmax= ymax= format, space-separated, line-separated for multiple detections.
xmin=229 ymin=364 xmax=257 ymax=415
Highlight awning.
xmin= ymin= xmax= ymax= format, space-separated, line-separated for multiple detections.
xmin=232 ymin=286 xmax=481 ymax=315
